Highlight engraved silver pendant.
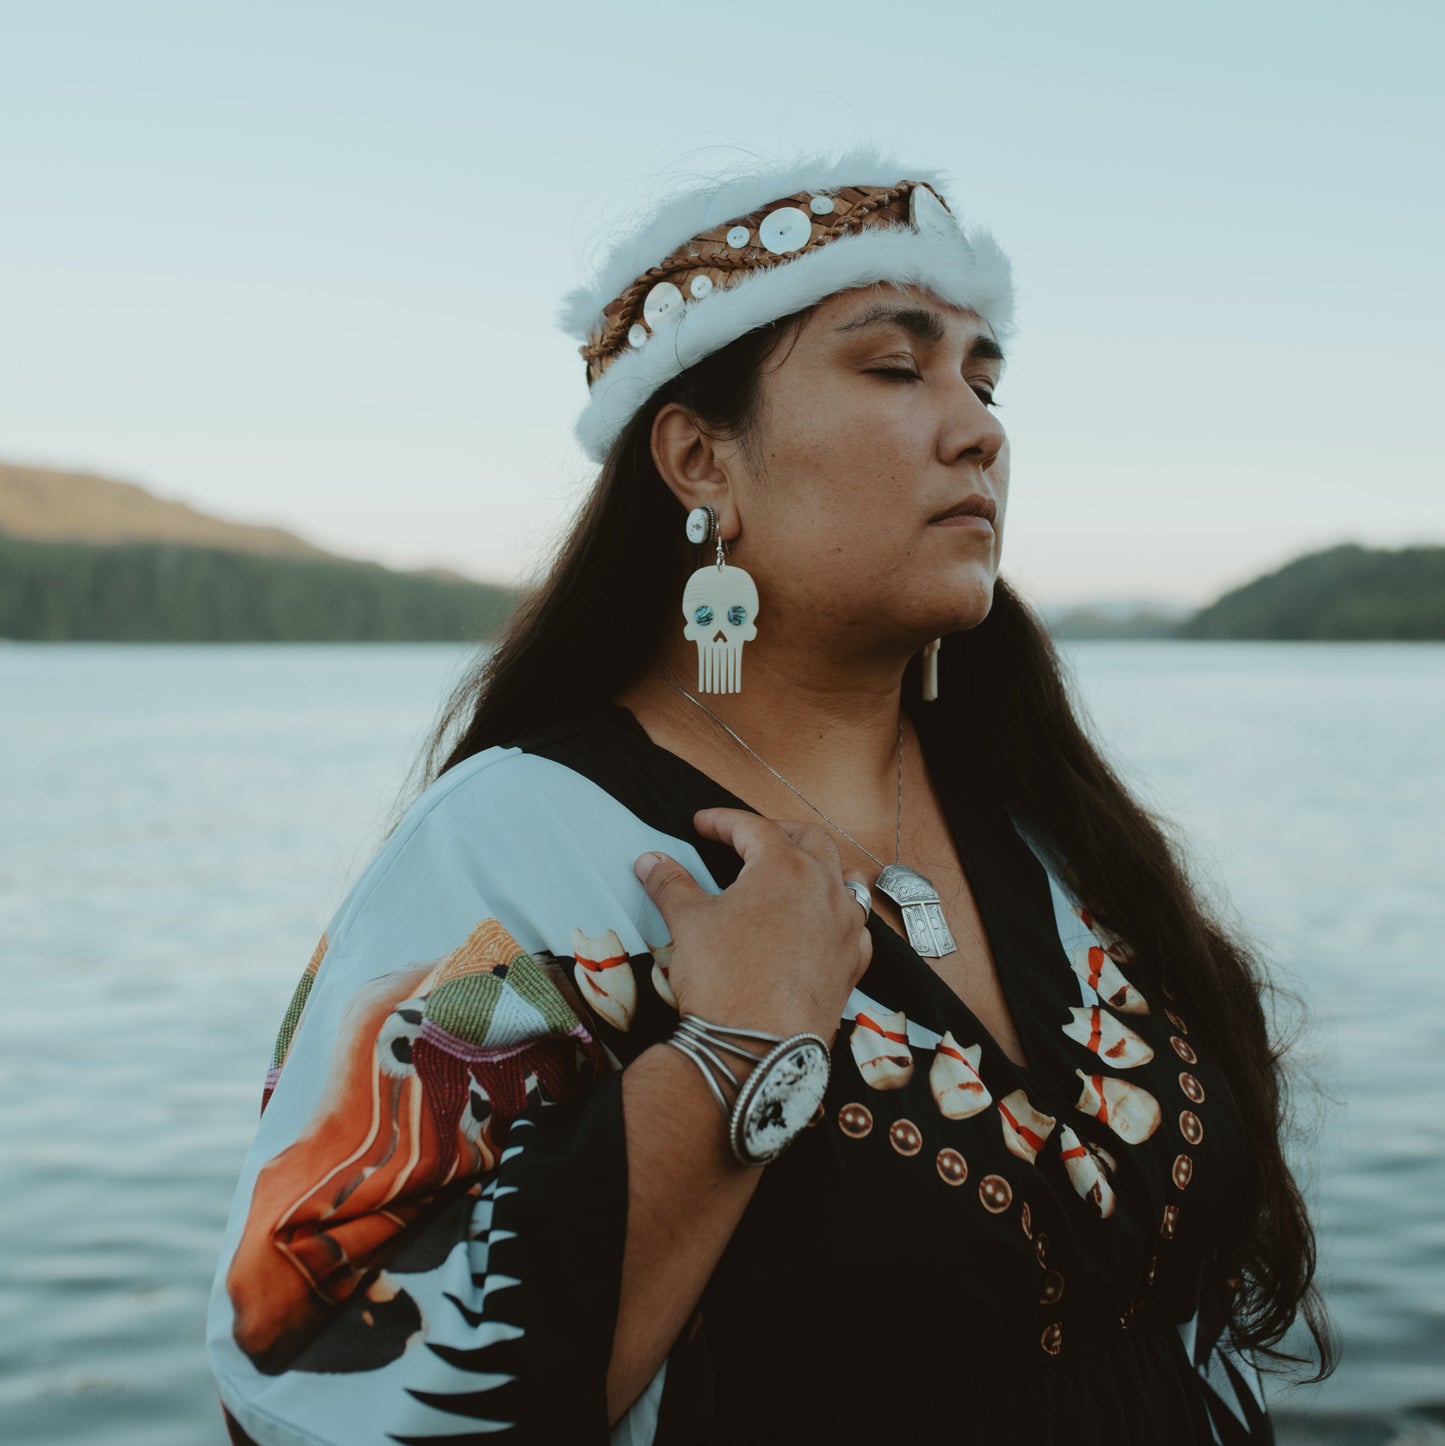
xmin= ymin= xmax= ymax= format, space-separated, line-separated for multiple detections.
xmin=874 ymin=863 xmax=957 ymax=958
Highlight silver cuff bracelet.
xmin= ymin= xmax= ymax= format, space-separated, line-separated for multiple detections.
xmin=666 ymin=1013 xmax=832 ymax=1167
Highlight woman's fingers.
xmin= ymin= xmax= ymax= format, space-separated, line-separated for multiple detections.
xmin=633 ymin=851 xmax=705 ymax=930
xmin=693 ymin=807 xmax=842 ymax=870
xmin=646 ymin=809 xmax=874 ymax=1038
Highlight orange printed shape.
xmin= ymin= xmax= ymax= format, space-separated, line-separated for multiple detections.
xmin=228 ymin=919 xmax=601 ymax=1375
xmin=230 ymin=960 xmax=452 ymax=1370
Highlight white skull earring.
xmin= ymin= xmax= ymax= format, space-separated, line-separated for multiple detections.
xmin=681 ymin=505 xmax=759 ymax=694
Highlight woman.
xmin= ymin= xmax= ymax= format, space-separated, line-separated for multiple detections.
xmin=208 ymin=151 xmax=1334 ymax=1444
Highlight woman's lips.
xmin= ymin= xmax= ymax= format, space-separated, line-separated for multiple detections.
xmin=929 ymin=492 xmax=996 ymax=526
xmin=931 ymin=513 xmax=993 ymax=530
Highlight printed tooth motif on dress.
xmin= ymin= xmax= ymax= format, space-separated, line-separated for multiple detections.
xmin=1071 ymin=902 xmax=1136 ymax=963
xmin=928 ymin=1030 xmax=992 ymax=1119
xmin=997 ymin=1089 xmax=1057 ymax=1165
xmin=571 ymin=926 xmax=636 ymax=1031
xmin=1058 ymin=1123 xmax=1116 ymax=1218
xmin=1073 ymin=1069 xmax=1161 ymax=1145
xmin=849 ymin=1006 xmax=914 ymax=1091
xmin=647 ymin=937 xmax=678 ymax=1009
xmin=1060 ymin=1005 xmax=1154 ymax=1067
xmin=1069 ymin=943 xmax=1149 ymax=1015
xmin=226 ymin=919 xmax=605 ymax=1377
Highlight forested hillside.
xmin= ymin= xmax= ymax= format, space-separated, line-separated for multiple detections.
xmin=1177 ymin=543 xmax=1445 ymax=641
xmin=0 ymin=536 xmax=516 ymax=642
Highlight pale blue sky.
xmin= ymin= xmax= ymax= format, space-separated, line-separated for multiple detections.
xmin=2 ymin=0 xmax=1440 ymax=607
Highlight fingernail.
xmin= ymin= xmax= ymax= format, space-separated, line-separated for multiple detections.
xmin=635 ymin=852 xmax=662 ymax=881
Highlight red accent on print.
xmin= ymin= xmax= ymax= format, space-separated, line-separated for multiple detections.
xmin=574 ymin=950 xmax=628 ymax=973
xmin=937 ymin=1040 xmax=975 ymax=1066
xmin=856 ymin=1011 xmax=909 ymax=1044
xmin=999 ymin=1099 xmax=1047 ymax=1152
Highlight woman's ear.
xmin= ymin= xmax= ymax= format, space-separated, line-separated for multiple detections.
xmin=650 ymin=403 xmax=741 ymax=536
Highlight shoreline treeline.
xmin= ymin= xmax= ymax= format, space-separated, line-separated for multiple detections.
xmin=0 ymin=535 xmax=517 ymax=642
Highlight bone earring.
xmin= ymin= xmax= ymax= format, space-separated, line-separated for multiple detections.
xmin=921 ymin=637 xmax=941 ymax=702
xmin=681 ymin=505 xmax=759 ymax=694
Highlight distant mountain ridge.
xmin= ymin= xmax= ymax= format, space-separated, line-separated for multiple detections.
xmin=0 ymin=458 xmax=516 ymax=641
xmin=0 ymin=459 xmax=341 ymax=561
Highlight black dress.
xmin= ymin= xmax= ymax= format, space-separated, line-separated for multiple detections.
xmin=209 ymin=700 xmax=1275 ymax=1445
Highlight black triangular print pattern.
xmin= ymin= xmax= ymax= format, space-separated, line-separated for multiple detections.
xmin=392 ymin=1140 xmax=531 ymax=1442
xmin=1185 ymin=1264 xmax=1275 ymax=1446
xmin=440 ymin=1138 xmax=526 ymax=1329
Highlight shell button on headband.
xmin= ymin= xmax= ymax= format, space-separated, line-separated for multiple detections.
xmin=758 ymin=206 xmax=813 ymax=254
xmin=643 ymin=281 xmax=684 ymax=327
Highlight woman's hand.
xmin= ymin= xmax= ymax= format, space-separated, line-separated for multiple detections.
xmin=633 ymin=807 xmax=873 ymax=1044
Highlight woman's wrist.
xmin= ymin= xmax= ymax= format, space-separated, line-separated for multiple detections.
xmin=664 ymin=1015 xmax=770 ymax=1113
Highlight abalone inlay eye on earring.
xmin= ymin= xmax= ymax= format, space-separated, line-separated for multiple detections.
xmin=727 ymin=604 xmax=747 ymax=626
xmin=693 ymin=605 xmax=715 ymax=626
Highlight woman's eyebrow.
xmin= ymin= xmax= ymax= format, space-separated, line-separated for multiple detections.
xmin=833 ymin=303 xmax=1005 ymax=362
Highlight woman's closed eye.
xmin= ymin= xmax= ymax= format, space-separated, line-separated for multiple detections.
xmin=864 ymin=364 xmax=1003 ymax=409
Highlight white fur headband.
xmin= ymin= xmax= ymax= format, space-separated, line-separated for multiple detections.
xmin=559 ymin=148 xmax=1018 ymax=464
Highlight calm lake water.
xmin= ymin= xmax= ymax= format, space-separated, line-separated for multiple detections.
xmin=1 ymin=641 xmax=1441 ymax=1444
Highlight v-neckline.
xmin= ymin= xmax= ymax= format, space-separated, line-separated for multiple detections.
xmin=592 ymin=700 xmax=1055 ymax=1086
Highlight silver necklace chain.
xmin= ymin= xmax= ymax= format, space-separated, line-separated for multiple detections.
xmin=658 ymin=671 xmax=902 ymax=870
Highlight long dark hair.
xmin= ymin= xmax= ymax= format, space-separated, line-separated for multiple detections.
xmin=409 ymin=309 xmax=1336 ymax=1381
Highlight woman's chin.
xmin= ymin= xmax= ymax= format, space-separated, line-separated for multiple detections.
xmin=926 ymin=572 xmax=998 ymax=633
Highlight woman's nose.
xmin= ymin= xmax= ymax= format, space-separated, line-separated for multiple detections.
xmin=939 ymin=379 xmax=1007 ymax=471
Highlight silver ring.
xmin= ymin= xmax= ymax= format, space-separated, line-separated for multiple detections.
xmin=844 ymin=879 xmax=872 ymax=917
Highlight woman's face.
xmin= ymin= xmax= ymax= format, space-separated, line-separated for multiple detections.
xmin=728 ymin=283 xmax=1010 ymax=660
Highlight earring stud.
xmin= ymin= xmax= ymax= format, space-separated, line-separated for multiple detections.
xmin=685 ymin=505 xmax=714 ymax=546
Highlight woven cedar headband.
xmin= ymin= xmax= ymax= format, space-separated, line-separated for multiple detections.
xmin=559 ymin=149 xmax=1018 ymax=464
